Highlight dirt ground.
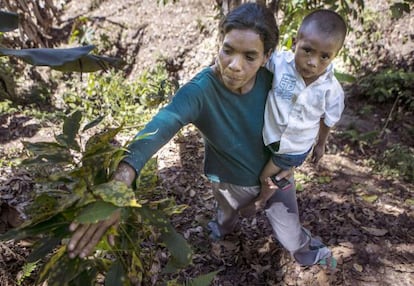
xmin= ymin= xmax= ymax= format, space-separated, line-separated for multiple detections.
xmin=0 ymin=0 xmax=413 ymax=285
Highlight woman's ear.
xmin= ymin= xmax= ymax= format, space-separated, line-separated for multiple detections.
xmin=262 ymin=49 xmax=273 ymax=66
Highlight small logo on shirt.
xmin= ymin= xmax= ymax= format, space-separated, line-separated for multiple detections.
xmin=276 ymin=74 xmax=296 ymax=99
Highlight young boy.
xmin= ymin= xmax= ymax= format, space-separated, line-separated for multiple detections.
xmin=240 ymin=9 xmax=347 ymax=217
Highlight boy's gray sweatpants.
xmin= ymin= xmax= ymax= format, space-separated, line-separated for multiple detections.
xmin=211 ymin=180 xmax=331 ymax=266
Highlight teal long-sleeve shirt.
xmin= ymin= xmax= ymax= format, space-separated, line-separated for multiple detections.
xmin=123 ymin=67 xmax=273 ymax=186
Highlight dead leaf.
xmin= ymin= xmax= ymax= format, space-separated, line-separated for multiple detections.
xmin=353 ymin=263 xmax=363 ymax=272
xmin=361 ymin=194 xmax=378 ymax=203
xmin=347 ymin=212 xmax=361 ymax=224
xmin=361 ymin=226 xmax=388 ymax=236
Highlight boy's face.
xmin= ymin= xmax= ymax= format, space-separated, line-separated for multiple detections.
xmin=215 ymin=29 xmax=270 ymax=94
xmin=294 ymin=24 xmax=343 ymax=85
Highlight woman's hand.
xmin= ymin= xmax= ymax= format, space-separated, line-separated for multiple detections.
xmin=67 ymin=162 xmax=136 ymax=258
xmin=68 ymin=209 xmax=121 ymax=258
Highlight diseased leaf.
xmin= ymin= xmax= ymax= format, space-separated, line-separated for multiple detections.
xmin=22 ymin=151 xmax=73 ymax=166
xmin=22 ymin=141 xmax=67 ymax=155
xmin=38 ymin=247 xmax=88 ymax=286
xmin=92 ymin=181 xmax=141 ymax=207
xmin=84 ymin=125 xmax=124 ymax=156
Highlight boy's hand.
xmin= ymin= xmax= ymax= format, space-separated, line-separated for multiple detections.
xmin=311 ymin=143 xmax=325 ymax=164
xmin=267 ymin=168 xmax=294 ymax=189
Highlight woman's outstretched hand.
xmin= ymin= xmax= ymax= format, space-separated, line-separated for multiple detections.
xmin=67 ymin=162 xmax=136 ymax=258
xmin=68 ymin=210 xmax=121 ymax=258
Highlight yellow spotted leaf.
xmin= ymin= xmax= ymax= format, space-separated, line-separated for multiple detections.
xmin=93 ymin=181 xmax=141 ymax=207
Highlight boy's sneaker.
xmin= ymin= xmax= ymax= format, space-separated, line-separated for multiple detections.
xmin=207 ymin=220 xmax=222 ymax=241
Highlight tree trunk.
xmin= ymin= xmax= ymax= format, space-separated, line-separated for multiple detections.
xmin=0 ymin=0 xmax=62 ymax=48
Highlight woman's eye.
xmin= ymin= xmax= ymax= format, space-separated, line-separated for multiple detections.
xmin=303 ymin=48 xmax=311 ymax=53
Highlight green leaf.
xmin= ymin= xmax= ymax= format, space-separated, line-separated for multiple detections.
xmin=0 ymin=214 xmax=69 ymax=241
xmin=105 ymin=259 xmax=128 ymax=286
xmin=69 ymin=268 xmax=98 ymax=286
xmin=0 ymin=45 xmax=124 ymax=72
xmin=0 ymin=45 xmax=94 ymax=66
xmin=187 ymin=271 xmax=221 ymax=286
xmin=82 ymin=116 xmax=105 ymax=132
xmin=52 ymin=54 xmax=125 ymax=72
xmin=56 ymin=110 xmax=82 ymax=151
xmin=93 ymin=181 xmax=141 ymax=207
xmin=22 ymin=141 xmax=67 ymax=156
xmin=17 ymin=260 xmax=39 ymax=286
xmin=75 ymin=201 xmax=120 ymax=224
xmin=0 ymin=10 xmax=18 ymax=32
xmin=27 ymin=236 xmax=62 ymax=263
xmin=334 ymin=71 xmax=356 ymax=83
xmin=139 ymin=207 xmax=192 ymax=273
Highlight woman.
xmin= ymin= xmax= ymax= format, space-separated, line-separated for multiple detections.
xmin=68 ymin=2 xmax=335 ymax=268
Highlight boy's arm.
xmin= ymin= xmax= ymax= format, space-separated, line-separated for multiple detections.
xmin=312 ymin=119 xmax=331 ymax=164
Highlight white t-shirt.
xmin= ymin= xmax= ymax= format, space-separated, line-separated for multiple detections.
xmin=263 ymin=51 xmax=344 ymax=155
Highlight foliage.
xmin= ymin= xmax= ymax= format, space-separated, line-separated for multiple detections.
xmin=62 ymin=62 xmax=177 ymax=124
xmin=357 ymin=69 xmax=414 ymax=108
xmin=375 ymin=144 xmax=414 ymax=181
xmin=17 ymin=260 xmax=39 ymax=286
xmin=276 ymin=0 xmax=364 ymax=50
xmin=0 ymin=111 xmax=200 ymax=285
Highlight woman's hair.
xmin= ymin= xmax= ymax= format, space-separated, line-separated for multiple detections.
xmin=219 ymin=3 xmax=279 ymax=54
xmin=298 ymin=9 xmax=347 ymax=48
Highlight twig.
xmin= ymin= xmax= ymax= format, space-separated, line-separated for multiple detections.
xmin=379 ymin=94 xmax=401 ymax=138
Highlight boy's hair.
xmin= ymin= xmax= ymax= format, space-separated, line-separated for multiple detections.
xmin=298 ymin=9 xmax=347 ymax=48
xmin=219 ymin=3 xmax=279 ymax=54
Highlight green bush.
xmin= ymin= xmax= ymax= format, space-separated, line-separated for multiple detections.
xmin=357 ymin=69 xmax=414 ymax=108
xmin=62 ymin=63 xmax=177 ymax=125
xmin=378 ymin=144 xmax=414 ymax=181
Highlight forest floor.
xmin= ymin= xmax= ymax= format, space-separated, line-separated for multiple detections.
xmin=0 ymin=0 xmax=413 ymax=285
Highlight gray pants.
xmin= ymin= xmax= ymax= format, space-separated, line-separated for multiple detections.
xmin=211 ymin=180 xmax=331 ymax=266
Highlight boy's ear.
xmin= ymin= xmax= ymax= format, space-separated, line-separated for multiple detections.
xmin=291 ymin=37 xmax=297 ymax=51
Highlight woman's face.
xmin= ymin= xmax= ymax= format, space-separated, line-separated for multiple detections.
xmin=215 ymin=29 xmax=270 ymax=94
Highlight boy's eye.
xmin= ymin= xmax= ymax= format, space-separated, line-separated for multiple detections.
xmin=303 ymin=47 xmax=311 ymax=53
xmin=222 ymin=48 xmax=232 ymax=54
xmin=246 ymin=55 xmax=255 ymax=61
xmin=321 ymin=55 xmax=330 ymax=61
